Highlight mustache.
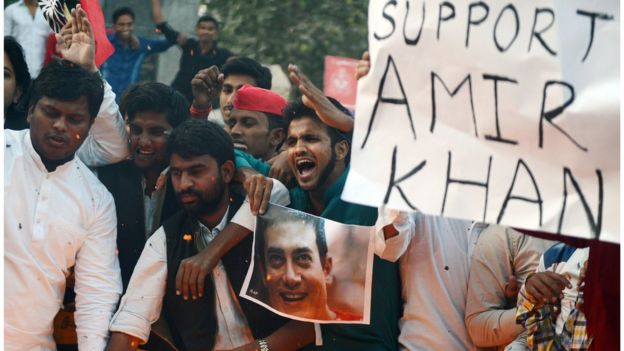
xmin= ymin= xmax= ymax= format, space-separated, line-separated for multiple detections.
xmin=175 ymin=189 xmax=202 ymax=198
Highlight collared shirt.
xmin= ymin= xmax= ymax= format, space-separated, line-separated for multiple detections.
xmin=110 ymin=183 xmax=291 ymax=348
xmin=465 ymin=225 xmax=555 ymax=350
xmin=101 ymin=33 xmax=174 ymax=102
xmin=4 ymin=0 xmax=52 ymax=77
xmin=142 ymin=177 xmax=168 ymax=237
xmin=4 ymin=129 xmax=122 ymax=351
xmin=515 ymin=245 xmax=591 ymax=351
xmin=379 ymin=212 xmax=479 ymax=351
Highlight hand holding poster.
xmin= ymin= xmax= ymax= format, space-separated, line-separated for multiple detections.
xmin=343 ymin=0 xmax=619 ymax=242
xmin=241 ymin=204 xmax=375 ymax=324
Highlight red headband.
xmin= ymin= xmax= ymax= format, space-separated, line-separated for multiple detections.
xmin=232 ymin=84 xmax=287 ymax=117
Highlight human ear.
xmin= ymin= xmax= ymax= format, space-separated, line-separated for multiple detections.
xmin=334 ymin=140 xmax=349 ymax=161
xmin=221 ymin=160 xmax=235 ymax=183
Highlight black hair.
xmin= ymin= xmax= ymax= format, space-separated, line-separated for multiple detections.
xmin=283 ymin=98 xmax=353 ymax=164
xmin=221 ymin=56 xmax=272 ymax=90
xmin=167 ymin=119 xmax=234 ymax=166
xmin=112 ymin=7 xmax=135 ymax=23
xmin=4 ymin=36 xmax=31 ymax=102
xmin=254 ymin=208 xmax=328 ymax=271
xmin=4 ymin=36 xmax=31 ymax=125
xmin=29 ymin=59 xmax=104 ymax=119
xmin=197 ymin=14 xmax=219 ymax=30
xmin=120 ymin=83 xmax=190 ymax=128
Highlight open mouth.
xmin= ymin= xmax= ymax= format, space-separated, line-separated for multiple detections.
xmin=296 ymin=159 xmax=316 ymax=178
xmin=232 ymin=140 xmax=247 ymax=151
xmin=279 ymin=292 xmax=307 ymax=302
xmin=135 ymin=149 xmax=155 ymax=158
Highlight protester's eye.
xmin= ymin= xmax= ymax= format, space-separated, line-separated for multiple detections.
xmin=268 ymin=254 xmax=285 ymax=268
xmin=241 ymin=119 xmax=256 ymax=128
xmin=285 ymin=138 xmax=296 ymax=148
xmin=149 ymin=128 xmax=167 ymax=137
xmin=129 ymin=125 xmax=142 ymax=136
xmin=222 ymin=86 xmax=233 ymax=94
xmin=170 ymin=169 xmax=181 ymax=178
xmin=68 ymin=116 xmax=85 ymax=125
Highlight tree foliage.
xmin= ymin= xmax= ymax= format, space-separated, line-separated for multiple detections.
xmin=206 ymin=0 xmax=368 ymax=94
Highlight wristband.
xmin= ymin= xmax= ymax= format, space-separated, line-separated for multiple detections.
xmin=257 ymin=339 xmax=270 ymax=351
xmin=190 ymin=104 xmax=211 ymax=118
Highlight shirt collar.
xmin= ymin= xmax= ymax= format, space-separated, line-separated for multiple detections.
xmin=23 ymin=130 xmax=76 ymax=174
xmin=197 ymin=205 xmax=230 ymax=233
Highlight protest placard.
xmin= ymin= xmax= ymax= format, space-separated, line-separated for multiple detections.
xmin=241 ymin=204 xmax=375 ymax=324
xmin=343 ymin=0 xmax=619 ymax=242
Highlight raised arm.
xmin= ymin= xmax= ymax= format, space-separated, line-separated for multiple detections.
xmin=288 ymin=64 xmax=354 ymax=133
xmin=57 ymin=5 xmax=129 ymax=166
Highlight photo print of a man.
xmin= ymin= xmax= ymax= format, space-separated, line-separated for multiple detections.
xmin=242 ymin=204 xmax=374 ymax=324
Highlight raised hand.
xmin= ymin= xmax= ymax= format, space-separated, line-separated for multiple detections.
xmin=288 ymin=64 xmax=354 ymax=133
xmin=191 ymin=66 xmax=222 ymax=109
xmin=268 ymin=151 xmax=294 ymax=187
xmin=55 ymin=5 xmax=97 ymax=72
xmin=355 ymin=51 xmax=370 ymax=80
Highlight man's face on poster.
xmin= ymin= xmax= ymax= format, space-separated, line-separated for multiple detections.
xmin=263 ymin=221 xmax=332 ymax=320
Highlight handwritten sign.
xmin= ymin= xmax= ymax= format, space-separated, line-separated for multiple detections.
xmin=343 ymin=0 xmax=619 ymax=242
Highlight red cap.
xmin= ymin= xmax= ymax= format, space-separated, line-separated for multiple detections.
xmin=232 ymin=84 xmax=287 ymax=117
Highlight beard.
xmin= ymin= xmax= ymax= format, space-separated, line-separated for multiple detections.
xmin=313 ymin=149 xmax=337 ymax=191
xmin=176 ymin=175 xmax=226 ymax=216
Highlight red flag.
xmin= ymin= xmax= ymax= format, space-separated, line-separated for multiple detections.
xmin=323 ymin=55 xmax=359 ymax=112
xmin=79 ymin=0 xmax=114 ymax=67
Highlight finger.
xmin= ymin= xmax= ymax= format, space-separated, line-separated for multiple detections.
xmin=246 ymin=179 xmax=258 ymax=214
xmin=252 ymin=178 xmax=266 ymax=215
xmin=197 ymin=269 xmax=206 ymax=298
xmin=187 ymin=266 xmax=199 ymax=300
xmin=259 ymin=179 xmax=273 ymax=215
xmin=74 ymin=6 xmax=83 ymax=33
xmin=81 ymin=11 xmax=94 ymax=40
xmin=70 ymin=9 xmax=78 ymax=35
xmin=362 ymin=50 xmax=370 ymax=61
xmin=545 ymin=272 xmax=572 ymax=289
xmin=175 ymin=262 xmax=185 ymax=296
xmin=180 ymin=264 xmax=191 ymax=300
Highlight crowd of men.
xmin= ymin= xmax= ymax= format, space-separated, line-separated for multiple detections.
xmin=3 ymin=2 xmax=619 ymax=351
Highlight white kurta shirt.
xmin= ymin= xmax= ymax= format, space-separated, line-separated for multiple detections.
xmin=4 ymin=0 xmax=53 ymax=77
xmin=379 ymin=212 xmax=479 ymax=351
xmin=4 ymin=129 xmax=122 ymax=351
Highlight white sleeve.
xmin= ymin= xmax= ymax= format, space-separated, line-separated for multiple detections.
xmin=4 ymin=7 xmax=14 ymax=36
xmin=373 ymin=208 xmax=415 ymax=262
xmin=76 ymin=80 xmax=129 ymax=167
xmin=230 ymin=178 xmax=291 ymax=230
xmin=109 ymin=227 xmax=169 ymax=343
xmin=74 ymin=191 xmax=123 ymax=350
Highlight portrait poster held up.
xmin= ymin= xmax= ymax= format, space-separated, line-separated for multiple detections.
xmin=343 ymin=0 xmax=620 ymax=242
xmin=241 ymin=204 xmax=375 ymax=324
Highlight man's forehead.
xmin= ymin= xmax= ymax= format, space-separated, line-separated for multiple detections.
xmin=230 ymin=108 xmax=267 ymax=121
xmin=287 ymin=117 xmax=329 ymax=138
xmin=223 ymin=74 xmax=257 ymax=88
xmin=170 ymin=153 xmax=217 ymax=168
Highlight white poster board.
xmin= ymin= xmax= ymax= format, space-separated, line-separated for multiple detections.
xmin=343 ymin=0 xmax=619 ymax=242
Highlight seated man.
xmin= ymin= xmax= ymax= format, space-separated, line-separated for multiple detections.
xmin=5 ymin=58 xmax=122 ymax=350
xmin=98 ymin=82 xmax=190 ymax=291
xmin=108 ymin=119 xmax=313 ymax=351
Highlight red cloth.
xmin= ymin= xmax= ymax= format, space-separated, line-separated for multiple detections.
xmin=232 ymin=84 xmax=287 ymax=116
xmin=515 ymin=229 xmax=620 ymax=350
xmin=44 ymin=33 xmax=59 ymax=66
xmin=79 ymin=0 xmax=114 ymax=67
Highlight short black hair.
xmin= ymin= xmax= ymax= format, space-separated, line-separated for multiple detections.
xmin=4 ymin=36 xmax=31 ymax=101
xmin=255 ymin=208 xmax=328 ymax=271
xmin=197 ymin=14 xmax=219 ymax=30
xmin=283 ymin=98 xmax=353 ymax=163
xmin=222 ymin=57 xmax=272 ymax=90
xmin=120 ymin=83 xmax=190 ymax=128
xmin=112 ymin=7 xmax=135 ymax=23
xmin=167 ymin=119 xmax=234 ymax=166
xmin=29 ymin=59 xmax=104 ymax=119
